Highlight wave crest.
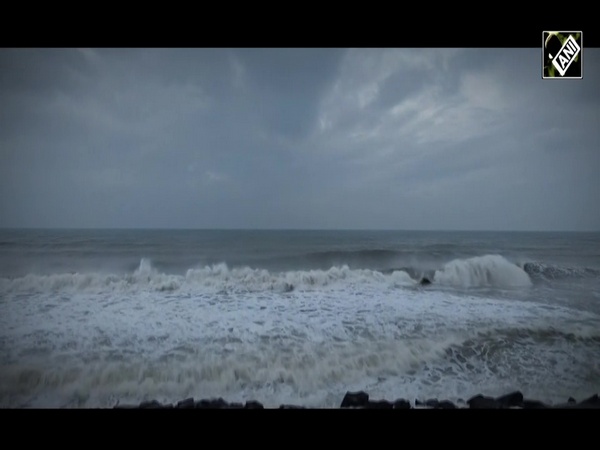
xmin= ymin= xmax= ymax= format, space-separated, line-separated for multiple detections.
xmin=433 ymin=255 xmax=532 ymax=288
xmin=520 ymin=261 xmax=600 ymax=281
xmin=0 ymin=259 xmax=418 ymax=294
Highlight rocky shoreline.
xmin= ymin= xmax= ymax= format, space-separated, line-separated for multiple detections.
xmin=112 ymin=390 xmax=600 ymax=409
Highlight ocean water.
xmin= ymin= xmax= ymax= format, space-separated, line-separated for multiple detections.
xmin=0 ymin=229 xmax=599 ymax=408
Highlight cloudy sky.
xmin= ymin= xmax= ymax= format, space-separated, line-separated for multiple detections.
xmin=1 ymin=48 xmax=598 ymax=231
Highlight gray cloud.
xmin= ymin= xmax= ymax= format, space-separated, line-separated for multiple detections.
xmin=0 ymin=47 xmax=598 ymax=231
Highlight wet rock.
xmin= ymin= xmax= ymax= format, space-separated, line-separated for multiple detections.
xmin=495 ymin=391 xmax=524 ymax=408
xmin=228 ymin=402 xmax=245 ymax=409
xmin=393 ymin=399 xmax=411 ymax=409
xmin=113 ymin=403 xmax=139 ymax=409
xmin=437 ymin=400 xmax=457 ymax=409
xmin=139 ymin=400 xmax=165 ymax=409
xmin=245 ymin=400 xmax=264 ymax=409
xmin=112 ymin=390 xmax=596 ymax=409
xmin=195 ymin=398 xmax=229 ymax=409
xmin=467 ymin=394 xmax=500 ymax=409
xmin=340 ymin=391 xmax=369 ymax=408
xmin=425 ymin=399 xmax=439 ymax=408
xmin=552 ymin=395 xmax=600 ymax=409
xmin=577 ymin=394 xmax=600 ymax=408
xmin=553 ymin=397 xmax=579 ymax=408
xmin=176 ymin=397 xmax=195 ymax=409
xmin=366 ymin=399 xmax=393 ymax=409
xmin=522 ymin=399 xmax=549 ymax=409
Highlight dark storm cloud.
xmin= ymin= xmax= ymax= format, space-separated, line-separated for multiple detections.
xmin=0 ymin=47 xmax=598 ymax=230
xmin=229 ymin=48 xmax=344 ymax=140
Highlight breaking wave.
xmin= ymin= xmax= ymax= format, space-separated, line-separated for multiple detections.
xmin=299 ymin=249 xmax=403 ymax=268
xmin=0 ymin=254 xmax=545 ymax=294
xmin=0 ymin=258 xmax=417 ymax=294
xmin=433 ymin=255 xmax=533 ymax=288
xmin=520 ymin=261 xmax=600 ymax=281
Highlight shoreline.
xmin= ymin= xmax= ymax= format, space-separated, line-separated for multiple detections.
xmin=111 ymin=390 xmax=600 ymax=409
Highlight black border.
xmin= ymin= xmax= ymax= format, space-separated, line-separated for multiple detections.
xmin=3 ymin=9 xmax=598 ymax=47
xmin=2 ymin=407 xmax=597 ymax=447
xmin=2 ymin=8 xmax=597 ymax=442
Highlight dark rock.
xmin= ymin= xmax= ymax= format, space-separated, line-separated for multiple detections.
xmin=437 ymin=400 xmax=457 ymax=409
xmin=522 ymin=399 xmax=549 ymax=409
xmin=340 ymin=391 xmax=369 ymax=408
xmin=195 ymin=397 xmax=229 ymax=409
xmin=176 ymin=397 xmax=195 ymax=409
xmin=495 ymin=391 xmax=524 ymax=408
xmin=553 ymin=401 xmax=577 ymax=408
xmin=419 ymin=277 xmax=432 ymax=286
xmin=112 ymin=391 xmax=595 ymax=410
xmin=393 ymin=399 xmax=411 ymax=409
xmin=577 ymin=394 xmax=600 ymax=408
xmin=425 ymin=398 xmax=439 ymax=408
xmin=113 ymin=403 xmax=139 ymax=409
xmin=227 ymin=402 xmax=245 ymax=409
xmin=467 ymin=394 xmax=500 ymax=409
xmin=553 ymin=397 xmax=579 ymax=408
xmin=139 ymin=400 xmax=164 ymax=409
xmin=366 ymin=400 xmax=393 ymax=409
xmin=553 ymin=395 xmax=599 ymax=409
xmin=245 ymin=400 xmax=264 ymax=409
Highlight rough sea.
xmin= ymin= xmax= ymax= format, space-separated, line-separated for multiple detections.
xmin=1 ymin=229 xmax=599 ymax=408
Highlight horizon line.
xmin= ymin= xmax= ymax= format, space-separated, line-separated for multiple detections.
xmin=0 ymin=226 xmax=598 ymax=233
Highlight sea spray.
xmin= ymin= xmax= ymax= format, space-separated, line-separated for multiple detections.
xmin=433 ymin=254 xmax=533 ymax=288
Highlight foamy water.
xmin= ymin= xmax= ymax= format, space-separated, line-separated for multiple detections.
xmin=1 ymin=255 xmax=599 ymax=408
xmin=2 ymin=229 xmax=599 ymax=408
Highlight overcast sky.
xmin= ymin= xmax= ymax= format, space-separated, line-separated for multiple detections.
xmin=1 ymin=48 xmax=598 ymax=231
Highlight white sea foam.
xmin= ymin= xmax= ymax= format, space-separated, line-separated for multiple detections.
xmin=433 ymin=254 xmax=533 ymax=288
xmin=0 ymin=259 xmax=418 ymax=295
xmin=1 ymin=255 xmax=536 ymax=297
xmin=1 ymin=269 xmax=598 ymax=408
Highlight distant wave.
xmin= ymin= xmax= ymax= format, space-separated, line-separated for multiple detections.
xmin=0 ymin=258 xmax=417 ymax=294
xmin=302 ymin=249 xmax=401 ymax=265
xmin=298 ymin=248 xmax=462 ymax=270
xmin=519 ymin=261 xmax=600 ymax=281
xmin=0 ymin=254 xmax=545 ymax=294
xmin=265 ymin=249 xmax=414 ymax=273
